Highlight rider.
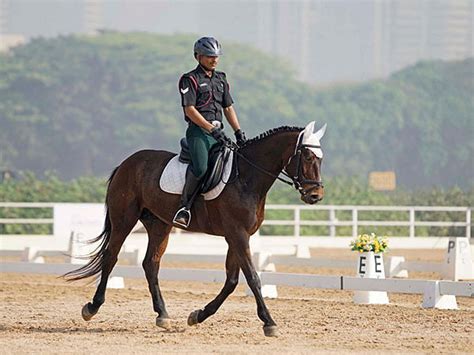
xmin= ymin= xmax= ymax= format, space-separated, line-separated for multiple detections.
xmin=173 ymin=36 xmax=247 ymax=228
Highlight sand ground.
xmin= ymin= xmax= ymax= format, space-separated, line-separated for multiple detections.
xmin=1 ymin=248 xmax=473 ymax=354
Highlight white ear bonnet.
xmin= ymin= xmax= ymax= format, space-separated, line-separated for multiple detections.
xmin=297 ymin=121 xmax=327 ymax=158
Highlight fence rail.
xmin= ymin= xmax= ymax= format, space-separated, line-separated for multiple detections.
xmin=0 ymin=202 xmax=471 ymax=239
xmin=2 ymin=262 xmax=472 ymax=307
xmin=263 ymin=205 xmax=471 ymax=239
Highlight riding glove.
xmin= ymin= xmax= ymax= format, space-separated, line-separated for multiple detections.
xmin=210 ymin=127 xmax=229 ymax=145
xmin=234 ymin=129 xmax=247 ymax=146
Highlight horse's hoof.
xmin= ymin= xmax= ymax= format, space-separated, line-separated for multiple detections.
xmin=81 ymin=303 xmax=95 ymax=321
xmin=156 ymin=317 xmax=171 ymax=330
xmin=187 ymin=310 xmax=200 ymax=326
xmin=263 ymin=325 xmax=278 ymax=337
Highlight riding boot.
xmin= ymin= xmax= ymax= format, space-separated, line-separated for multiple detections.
xmin=173 ymin=169 xmax=202 ymax=228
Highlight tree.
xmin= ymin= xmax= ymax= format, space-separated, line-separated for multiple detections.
xmin=1 ymin=32 xmax=472 ymax=187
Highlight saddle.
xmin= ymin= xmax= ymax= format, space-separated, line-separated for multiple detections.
xmin=178 ymin=138 xmax=231 ymax=193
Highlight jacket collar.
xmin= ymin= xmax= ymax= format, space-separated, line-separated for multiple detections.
xmin=196 ymin=64 xmax=214 ymax=78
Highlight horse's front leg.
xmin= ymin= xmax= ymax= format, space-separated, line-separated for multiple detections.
xmin=187 ymin=247 xmax=239 ymax=325
xmin=228 ymin=232 xmax=278 ymax=337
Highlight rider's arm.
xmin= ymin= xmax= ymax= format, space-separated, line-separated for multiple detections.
xmin=184 ymin=106 xmax=214 ymax=132
xmin=223 ymin=105 xmax=241 ymax=132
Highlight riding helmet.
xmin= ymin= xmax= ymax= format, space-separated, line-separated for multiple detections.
xmin=194 ymin=37 xmax=222 ymax=57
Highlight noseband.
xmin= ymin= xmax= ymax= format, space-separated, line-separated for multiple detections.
xmin=228 ymin=133 xmax=323 ymax=198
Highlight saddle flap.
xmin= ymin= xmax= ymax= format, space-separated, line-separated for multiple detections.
xmin=177 ymin=138 xmax=231 ymax=193
xmin=201 ymin=145 xmax=231 ymax=193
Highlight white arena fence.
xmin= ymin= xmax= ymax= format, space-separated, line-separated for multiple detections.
xmin=1 ymin=203 xmax=472 ymax=310
xmin=263 ymin=204 xmax=471 ymax=239
xmin=0 ymin=202 xmax=471 ymax=247
xmin=1 ymin=261 xmax=472 ymax=310
xmin=0 ymin=202 xmax=472 ymax=273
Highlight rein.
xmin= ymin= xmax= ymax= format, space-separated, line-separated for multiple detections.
xmin=228 ymin=143 xmax=294 ymax=186
xmin=224 ymin=134 xmax=323 ymax=196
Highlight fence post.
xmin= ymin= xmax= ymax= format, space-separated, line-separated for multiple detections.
xmin=329 ymin=208 xmax=336 ymax=238
xmin=466 ymin=208 xmax=471 ymax=240
xmin=409 ymin=208 xmax=415 ymax=238
xmin=352 ymin=208 xmax=358 ymax=238
xmin=294 ymin=206 xmax=310 ymax=258
xmin=294 ymin=206 xmax=300 ymax=238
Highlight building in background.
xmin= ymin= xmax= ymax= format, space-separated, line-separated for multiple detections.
xmin=0 ymin=0 xmax=25 ymax=52
xmin=425 ymin=1 xmax=473 ymax=61
xmin=381 ymin=0 xmax=474 ymax=76
xmin=84 ymin=0 xmax=103 ymax=36
xmin=253 ymin=0 xmax=473 ymax=83
xmin=2 ymin=0 xmax=472 ymax=85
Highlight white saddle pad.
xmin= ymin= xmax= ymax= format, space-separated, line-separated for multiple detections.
xmin=159 ymin=152 xmax=233 ymax=201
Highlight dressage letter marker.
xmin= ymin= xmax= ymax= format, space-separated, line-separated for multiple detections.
xmin=353 ymin=252 xmax=389 ymax=305
xmin=444 ymin=237 xmax=474 ymax=281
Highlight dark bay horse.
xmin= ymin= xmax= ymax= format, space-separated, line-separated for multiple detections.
xmin=66 ymin=121 xmax=326 ymax=337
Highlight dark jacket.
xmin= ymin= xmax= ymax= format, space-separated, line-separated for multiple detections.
xmin=179 ymin=65 xmax=234 ymax=123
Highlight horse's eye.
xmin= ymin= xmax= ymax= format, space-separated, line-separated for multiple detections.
xmin=303 ymin=151 xmax=313 ymax=162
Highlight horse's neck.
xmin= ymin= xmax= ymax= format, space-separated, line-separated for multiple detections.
xmin=239 ymin=131 xmax=300 ymax=196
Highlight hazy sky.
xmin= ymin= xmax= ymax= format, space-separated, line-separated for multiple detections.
xmin=2 ymin=0 xmax=473 ymax=84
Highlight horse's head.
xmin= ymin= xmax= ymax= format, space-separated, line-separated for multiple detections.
xmin=285 ymin=121 xmax=326 ymax=204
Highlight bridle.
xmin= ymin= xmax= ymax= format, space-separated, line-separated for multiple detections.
xmin=281 ymin=132 xmax=324 ymax=196
xmin=226 ymin=132 xmax=324 ymax=198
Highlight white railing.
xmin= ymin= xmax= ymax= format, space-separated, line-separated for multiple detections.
xmin=263 ymin=204 xmax=472 ymax=239
xmin=0 ymin=202 xmax=55 ymax=238
xmin=2 ymin=262 xmax=472 ymax=309
xmin=0 ymin=202 xmax=471 ymax=239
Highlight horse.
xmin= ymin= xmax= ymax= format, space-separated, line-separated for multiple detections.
xmin=65 ymin=121 xmax=327 ymax=337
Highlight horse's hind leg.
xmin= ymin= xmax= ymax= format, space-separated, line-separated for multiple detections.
xmin=82 ymin=204 xmax=139 ymax=321
xmin=187 ymin=247 xmax=239 ymax=326
xmin=140 ymin=211 xmax=172 ymax=329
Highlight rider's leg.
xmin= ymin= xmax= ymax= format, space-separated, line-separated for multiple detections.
xmin=173 ymin=124 xmax=217 ymax=228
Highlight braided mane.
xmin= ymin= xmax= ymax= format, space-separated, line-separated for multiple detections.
xmin=239 ymin=126 xmax=303 ymax=149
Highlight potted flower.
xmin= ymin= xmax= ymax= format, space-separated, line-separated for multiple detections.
xmin=351 ymin=233 xmax=390 ymax=304
xmin=350 ymin=233 xmax=388 ymax=278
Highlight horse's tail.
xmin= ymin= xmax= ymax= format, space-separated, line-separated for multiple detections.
xmin=64 ymin=167 xmax=119 ymax=282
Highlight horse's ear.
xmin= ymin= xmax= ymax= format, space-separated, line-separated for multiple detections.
xmin=314 ymin=123 xmax=327 ymax=141
xmin=303 ymin=121 xmax=316 ymax=140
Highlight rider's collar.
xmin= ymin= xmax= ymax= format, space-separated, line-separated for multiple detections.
xmin=197 ymin=64 xmax=214 ymax=78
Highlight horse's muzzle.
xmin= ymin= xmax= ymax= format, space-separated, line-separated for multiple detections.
xmin=301 ymin=193 xmax=323 ymax=204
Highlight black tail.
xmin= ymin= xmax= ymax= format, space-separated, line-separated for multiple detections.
xmin=64 ymin=167 xmax=119 ymax=281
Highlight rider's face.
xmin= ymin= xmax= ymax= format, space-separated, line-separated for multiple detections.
xmin=198 ymin=55 xmax=219 ymax=71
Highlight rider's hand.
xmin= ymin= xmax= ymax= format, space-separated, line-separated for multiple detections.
xmin=210 ymin=127 xmax=229 ymax=145
xmin=234 ymin=129 xmax=247 ymax=146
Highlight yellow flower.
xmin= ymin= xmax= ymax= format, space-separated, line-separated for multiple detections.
xmin=352 ymin=233 xmax=388 ymax=253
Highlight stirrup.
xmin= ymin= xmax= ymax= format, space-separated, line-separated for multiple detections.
xmin=173 ymin=207 xmax=191 ymax=228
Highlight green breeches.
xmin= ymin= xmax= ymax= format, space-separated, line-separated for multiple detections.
xmin=186 ymin=124 xmax=218 ymax=179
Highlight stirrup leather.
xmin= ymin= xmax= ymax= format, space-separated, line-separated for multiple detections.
xmin=173 ymin=207 xmax=191 ymax=228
